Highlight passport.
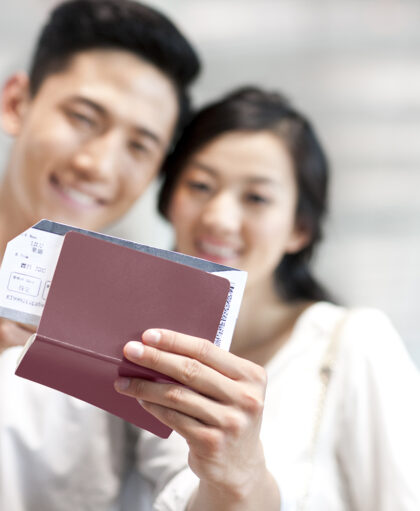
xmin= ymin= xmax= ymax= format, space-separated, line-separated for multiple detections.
xmin=0 ymin=223 xmax=247 ymax=438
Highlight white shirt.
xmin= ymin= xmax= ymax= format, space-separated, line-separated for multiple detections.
xmin=151 ymin=303 xmax=420 ymax=511
xmin=1 ymin=302 xmax=419 ymax=510
xmin=0 ymin=348 xmax=191 ymax=511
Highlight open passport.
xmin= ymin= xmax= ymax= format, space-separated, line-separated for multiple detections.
xmin=0 ymin=220 xmax=247 ymax=438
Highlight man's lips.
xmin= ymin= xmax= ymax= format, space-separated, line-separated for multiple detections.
xmin=49 ymin=175 xmax=108 ymax=208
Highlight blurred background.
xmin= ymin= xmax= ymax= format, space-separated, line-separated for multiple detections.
xmin=1 ymin=0 xmax=419 ymax=366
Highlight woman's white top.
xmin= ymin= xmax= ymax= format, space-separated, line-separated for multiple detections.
xmin=1 ymin=302 xmax=419 ymax=510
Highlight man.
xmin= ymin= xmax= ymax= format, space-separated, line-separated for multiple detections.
xmin=0 ymin=0 xmax=200 ymax=351
xmin=0 ymin=1 xmax=200 ymax=509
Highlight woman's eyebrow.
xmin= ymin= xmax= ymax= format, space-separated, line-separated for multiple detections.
xmin=189 ymin=160 xmax=219 ymax=176
xmin=190 ymin=160 xmax=284 ymax=186
xmin=246 ymin=176 xmax=283 ymax=186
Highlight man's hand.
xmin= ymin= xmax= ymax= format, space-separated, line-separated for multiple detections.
xmin=0 ymin=318 xmax=35 ymax=355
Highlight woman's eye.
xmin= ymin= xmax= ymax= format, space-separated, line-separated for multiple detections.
xmin=129 ymin=140 xmax=148 ymax=154
xmin=187 ymin=180 xmax=212 ymax=193
xmin=246 ymin=193 xmax=270 ymax=205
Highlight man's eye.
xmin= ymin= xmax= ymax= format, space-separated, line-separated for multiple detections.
xmin=68 ymin=111 xmax=95 ymax=127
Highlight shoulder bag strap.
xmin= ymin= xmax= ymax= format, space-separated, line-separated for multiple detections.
xmin=297 ymin=309 xmax=351 ymax=511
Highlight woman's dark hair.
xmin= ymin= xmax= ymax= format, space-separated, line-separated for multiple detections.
xmin=158 ymin=86 xmax=332 ymax=303
xmin=28 ymin=0 xmax=200 ymax=139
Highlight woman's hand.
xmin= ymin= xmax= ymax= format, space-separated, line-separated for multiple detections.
xmin=114 ymin=328 xmax=279 ymax=509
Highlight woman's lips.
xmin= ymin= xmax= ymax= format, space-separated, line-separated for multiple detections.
xmin=195 ymin=239 xmax=241 ymax=262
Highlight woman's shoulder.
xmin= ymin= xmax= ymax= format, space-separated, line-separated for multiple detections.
xmin=300 ymin=301 xmax=407 ymax=362
xmin=301 ymin=300 xmax=392 ymax=327
xmin=298 ymin=303 xmax=419 ymax=408
xmin=308 ymin=302 xmax=419 ymax=382
xmin=340 ymin=305 xmax=403 ymax=358
xmin=301 ymin=300 xmax=396 ymax=335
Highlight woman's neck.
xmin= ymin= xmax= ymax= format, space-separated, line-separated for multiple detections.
xmin=231 ymin=277 xmax=311 ymax=366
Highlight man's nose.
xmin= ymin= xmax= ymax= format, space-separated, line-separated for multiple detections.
xmin=201 ymin=191 xmax=242 ymax=234
xmin=72 ymin=130 xmax=122 ymax=181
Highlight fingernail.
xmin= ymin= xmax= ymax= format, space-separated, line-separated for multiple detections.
xmin=114 ymin=377 xmax=131 ymax=391
xmin=125 ymin=341 xmax=144 ymax=358
xmin=142 ymin=329 xmax=161 ymax=345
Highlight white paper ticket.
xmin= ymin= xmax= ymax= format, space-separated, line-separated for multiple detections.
xmin=0 ymin=220 xmax=247 ymax=351
xmin=0 ymin=227 xmax=64 ymax=325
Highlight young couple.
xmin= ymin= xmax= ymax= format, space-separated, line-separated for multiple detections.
xmin=0 ymin=1 xmax=418 ymax=510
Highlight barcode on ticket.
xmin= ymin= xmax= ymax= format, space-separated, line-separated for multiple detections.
xmin=214 ymin=284 xmax=234 ymax=347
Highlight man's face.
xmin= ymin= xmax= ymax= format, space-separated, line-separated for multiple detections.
xmin=1 ymin=49 xmax=178 ymax=231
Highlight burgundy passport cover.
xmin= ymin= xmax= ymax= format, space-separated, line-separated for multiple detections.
xmin=15 ymin=231 xmax=230 ymax=438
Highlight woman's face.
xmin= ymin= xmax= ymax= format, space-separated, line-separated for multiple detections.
xmin=168 ymin=131 xmax=309 ymax=289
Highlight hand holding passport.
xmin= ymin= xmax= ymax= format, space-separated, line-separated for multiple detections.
xmin=0 ymin=221 xmax=246 ymax=438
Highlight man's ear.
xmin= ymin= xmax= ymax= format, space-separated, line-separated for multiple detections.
xmin=1 ymin=72 xmax=31 ymax=136
xmin=284 ymin=221 xmax=311 ymax=255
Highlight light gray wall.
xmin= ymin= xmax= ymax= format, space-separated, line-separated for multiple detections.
xmin=1 ymin=0 xmax=419 ymax=365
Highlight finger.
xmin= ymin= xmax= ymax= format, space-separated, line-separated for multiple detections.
xmin=0 ymin=319 xmax=33 ymax=349
xmin=141 ymin=328 xmax=254 ymax=381
xmin=138 ymin=399 xmax=215 ymax=443
xmin=123 ymin=341 xmax=239 ymax=403
xmin=15 ymin=322 xmax=37 ymax=334
xmin=114 ymin=377 xmax=229 ymax=428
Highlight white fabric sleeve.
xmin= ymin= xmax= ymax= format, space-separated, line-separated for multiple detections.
xmin=278 ymin=483 xmax=297 ymax=511
xmin=336 ymin=308 xmax=420 ymax=511
xmin=153 ymin=466 xmax=199 ymax=511
xmin=133 ymin=429 xmax=199 ymax=511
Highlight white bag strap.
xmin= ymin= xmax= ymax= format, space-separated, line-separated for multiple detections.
xmin=297 ymin=309 xmax=351 ymax=511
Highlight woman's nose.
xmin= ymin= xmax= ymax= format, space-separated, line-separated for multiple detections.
xmin=201 ymin=191 xmax=242 ymax=235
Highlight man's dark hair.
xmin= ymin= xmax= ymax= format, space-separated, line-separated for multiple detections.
xmin=28 ymin=0 xmax=200 ymax=138
xmin=159 ymin=86 xmax=333 ymax=303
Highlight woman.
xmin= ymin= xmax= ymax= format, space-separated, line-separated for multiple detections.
xmin=114 ymin=87 xmax=420 ymax=510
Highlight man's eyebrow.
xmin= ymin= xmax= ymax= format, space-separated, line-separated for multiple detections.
xmin=68 ymin=96 xmax=107 ymax=116
xmin=67 ymin=96 xmax=163 ymax=147
xmin=133 ymin=126 xmax=162 ymax=147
